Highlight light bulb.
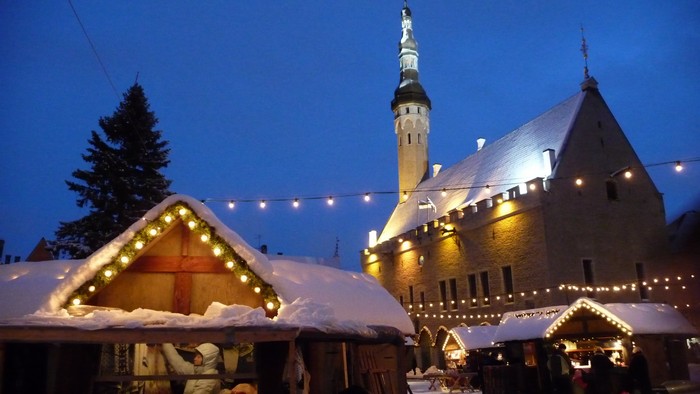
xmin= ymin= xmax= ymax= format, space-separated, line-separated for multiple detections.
xmin=675 ymin=161 xmax=683 ymax=172
xmin=327 ymin=196 xmax=334 ymax=206
xmin=575 ymin=178 xmax=583 ymax=186
xmin=293 ymin=198 xmax=300 ymax=208
xmin=228 ymin=201 xmax=235 ymax=209
xmin=259 ymin=200 xmax=266 ymax=209
xmin=240 ymin=274 xmax=248 ymax=283
xmin=364 ymin=193 xmax=371 ymax=202
xmin=441 ymin=188 xmax=447 ymax=197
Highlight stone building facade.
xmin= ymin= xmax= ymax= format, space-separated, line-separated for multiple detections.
xmin=361 ymin=2 xmax=675 ymax=369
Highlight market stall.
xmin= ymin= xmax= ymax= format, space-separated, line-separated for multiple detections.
xmin=0 ymin=194 xmax=415 ymax=393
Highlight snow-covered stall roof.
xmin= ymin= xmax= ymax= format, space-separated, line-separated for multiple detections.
xmin=492 ymin=305 xmax=567 ymax=343
xmin=494 ymin=298 xmax=697 ymax=343
xmin=448 ymin=325 xmax=502 ymax=351
xmin=545 ymin=298 xmax=698 ymax=338
xmin=0 ymin=194 xmax=414 ymax=336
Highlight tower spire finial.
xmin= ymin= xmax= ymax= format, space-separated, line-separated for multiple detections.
xmin=580 ymin=24 xmax=590 ymax=80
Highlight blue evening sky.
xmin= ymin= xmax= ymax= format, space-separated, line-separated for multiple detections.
xmin=1 ymin=1 xmax=699 ymax=271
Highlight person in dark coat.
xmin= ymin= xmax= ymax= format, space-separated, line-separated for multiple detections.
xmin=548 ymin=343 xmax=573 ymax=394
xmin=626 ymin=346 xmax=652 ymax=394
xmin=585 ymin=347 xmax=614 ymax=394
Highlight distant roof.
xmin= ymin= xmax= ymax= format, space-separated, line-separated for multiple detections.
xmin=379 ymin=91 xmax=586 ymax=243
xmin=449 ymin=325 xmax=502 ymax=351
xmin=493 ymin=305 xmax=567 ymax=343
xmin=0 ymin=194 xmax=414 ymax=335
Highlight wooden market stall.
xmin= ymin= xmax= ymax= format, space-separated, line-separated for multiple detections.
xmin=482 ymin=298 xmax=698 ymax=393
xmin=0 ymin=194 xmax=414 ymax=394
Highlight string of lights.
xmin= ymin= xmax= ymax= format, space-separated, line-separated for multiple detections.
xmin=200 ymin=157 xmax=699 ymax=209
xmin=402 ymin=274 xmax=698 ymax=321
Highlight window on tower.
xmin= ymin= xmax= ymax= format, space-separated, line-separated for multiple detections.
xmin=408 ymin=133 xmax=412 ymax=144
xmin=418 ymin=133 xmax=422 ymax=144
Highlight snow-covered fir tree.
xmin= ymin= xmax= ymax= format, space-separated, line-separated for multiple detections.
xmin=55 ymin=83 xmax=172 ymax=258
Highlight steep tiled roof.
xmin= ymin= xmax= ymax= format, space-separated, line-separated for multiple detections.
xmin=378 ymin=90 xmax=586 ymax=243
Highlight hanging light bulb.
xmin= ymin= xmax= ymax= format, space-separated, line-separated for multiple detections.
xmin=259 ymin=200 xmax=266 ymax=209
xmin=228 ymin=201 xmax=235 ymax=209
xmin=575 ymin=178 xmax=583 ymax=186
xmin=675 ymin=161 xmax=683 ymax=172
xmin=293 ymin=198 xmax=300 ymax=208
xmin=364 ymin=193 xmax=371 ymax=202
xmin=402 ymin=191 xmax=408 ymax=201
xmin=485 ymin=184 xmax=491 ymax=191
xmin=441 ymin=188 xmax=447 ymax=197
xmin=327 ymin=196 xmax=334 ymax=206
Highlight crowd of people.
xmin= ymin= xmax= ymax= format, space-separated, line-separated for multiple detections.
xmin=549 ymin=344 xmax=652 ymax=394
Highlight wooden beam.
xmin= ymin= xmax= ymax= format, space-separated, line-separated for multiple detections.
xmin=173 ymin=272 xmax=192 ymax=314
xmin=0 ymin=326 xmax=300 ymax=345
xmin=128 ymin=256 xmax=229 ymax=273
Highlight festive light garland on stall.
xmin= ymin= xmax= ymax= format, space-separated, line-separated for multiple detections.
xmin=65 ymin=201 xmax=282 ymax=313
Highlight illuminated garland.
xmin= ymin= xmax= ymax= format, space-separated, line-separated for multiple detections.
xmin=545 ymin=298 xmax=633 ymax=338
xmin=404 ymin=274 xmax=697 ymax=321
xmin=200 ymin=157 xmax=698 ymax=209
xmin=64 ymin=201 xmax=281 ymax=313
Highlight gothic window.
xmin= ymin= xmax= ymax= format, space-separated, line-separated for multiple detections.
xmin=606 ymin=180 xmax=618 ymax=200
xmin=418 ymin=133 xmax=422 ymax=144
xmin=408 ymin=133 xmax=412 ymax=145
xmin=480 ymin=271 xmax=491 ymax=306
xmin=502 ymin=266 xmax=514 ymax=304
xmin=439 ymin=280 xmax=447 ymax=311
xmin=636 ymin=263 xmax=649 ymax=300
xmin=583 ymin=259 xmax=595 ymax=298
xmin=449 ymin=278 xmax=458 ymax=311
xmin=468 ymin=274 xmax=477 ymax=307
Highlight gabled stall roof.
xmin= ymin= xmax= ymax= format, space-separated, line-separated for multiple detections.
xmin=544 ymin=298 xmax=698 ymax=339
xmin=493 ymin=298 xmax=697 ymax=343
xmin=493 ymin=305 xmax=567 ymax=343
xmin=447 ymin=325 xmax=502 ymax=351
xmin=0 ymin=194 xmax=414 ymax=336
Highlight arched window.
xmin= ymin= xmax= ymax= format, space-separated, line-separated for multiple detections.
xmin=408 ymin=133 xmax=412 ymax=144
xmin=418 ymin=133 xmax=422 ymax=144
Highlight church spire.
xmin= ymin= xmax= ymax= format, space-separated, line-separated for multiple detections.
xmin=579 ymin=25 xmax=599 ymax=91
xmin=391 ymin=0 xmax=431 ymax=111
xmin=392 ymin=1 xmax=431 ymax=201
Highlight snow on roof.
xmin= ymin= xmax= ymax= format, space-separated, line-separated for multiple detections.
xmin=493 ymin=298 xmax=698 ymax=343
xmin=449 ymin=325 xmax=502 ymax=350
xmin=493 ymin=305 xmax=567 ymax=343
xmin=600 ymin=301 xmax=698 ymax=336
xmin=378 ymin=91 xmax=585 ymax=242
xmin=0 ymin=194 xmax=414 ymax=336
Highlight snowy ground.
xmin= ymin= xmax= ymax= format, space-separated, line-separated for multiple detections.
xmin=407 ymin=378 xmax=482 ymax=393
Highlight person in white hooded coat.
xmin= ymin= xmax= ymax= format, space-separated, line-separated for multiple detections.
xmin=161 ymin=343 xmax=221 ymax=394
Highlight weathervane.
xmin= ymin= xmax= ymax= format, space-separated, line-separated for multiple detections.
xmin=580 ymin=24 xmax=590 ymax=79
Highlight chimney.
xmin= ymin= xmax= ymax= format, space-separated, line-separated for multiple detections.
xmin=542 ymin=149 xmax=556 ymax=177
xmin=477 ymin=138 xmax=486 ymax=151
xmin=433 ymin=163 xmax=442 ymax=177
